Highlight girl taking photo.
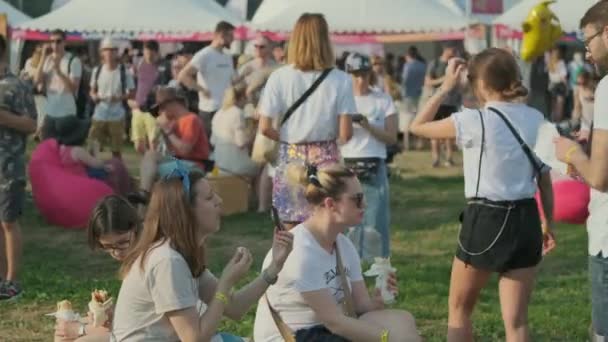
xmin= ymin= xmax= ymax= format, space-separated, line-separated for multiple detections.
xmin=410 ymin=48 xmax=556 ymax=341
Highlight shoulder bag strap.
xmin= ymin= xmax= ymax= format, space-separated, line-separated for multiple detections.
xmin=265 ymin=295 xmax=296 ymax=342
xmin=280 ymin=68 xmax=333 ymax=126
xmin=487 ymin=107 xmax=543 ymax=180
xmin=475 ymin=110 xmax=485 ymax=198
xmin=335 ymin=243 xmax=357 ymax=318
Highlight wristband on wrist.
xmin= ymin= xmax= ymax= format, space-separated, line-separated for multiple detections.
xmin=214 ymin=291 xmax=230 ymax=305
xmin=565 ymin=146 xmax=578 ymax=164
xmin=380 ymin=329 xmax=389 ymax=342
xmin=262 ymin=268 xmax=278 ymax=285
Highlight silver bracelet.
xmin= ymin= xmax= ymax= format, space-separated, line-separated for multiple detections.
xmin=261 ymin=268 xmax=278 ymax=285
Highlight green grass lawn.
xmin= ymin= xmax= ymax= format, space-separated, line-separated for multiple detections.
xmin=0 ymin=150 xmax=590 ymax=341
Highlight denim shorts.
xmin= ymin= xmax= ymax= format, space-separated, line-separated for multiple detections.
xmin=590 ymin=253 xmax=608 ymax=337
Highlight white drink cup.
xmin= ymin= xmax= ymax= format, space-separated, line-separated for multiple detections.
xmin=364 ymin=257 xmax=397 ymax=305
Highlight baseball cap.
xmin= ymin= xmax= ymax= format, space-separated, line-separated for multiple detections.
xmin=100 ymin=37 xmax=118 ymax=50
xmin=345 ymin=53 xmax=372 ymax=73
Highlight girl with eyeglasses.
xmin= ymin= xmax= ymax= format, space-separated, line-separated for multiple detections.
xmin=254 ymin=163 xmax=420 ymax=342
xmin=112 ymin=166 xmax=293 ymax=342
xmin=54 ymin=194 xmax=146 ymax=341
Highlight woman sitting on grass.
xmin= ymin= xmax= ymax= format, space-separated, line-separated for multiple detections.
xmin=253 ymin=163 xmax=420 ymax=341
xmin=112 ymin=162 xmax=294 ymax=341
xmin=54 ymin=193 xmax=147 ymax=341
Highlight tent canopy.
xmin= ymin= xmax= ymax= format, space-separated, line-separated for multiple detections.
xmin=15 ymin=0 xmax=242 ymax=34
xmin=251 ymin=0 xmax=468 ymax=33
xmin=493 ymin=0 xmax=598 ymax=33
xmin=0 ymin=0 xmax=30 ymax=26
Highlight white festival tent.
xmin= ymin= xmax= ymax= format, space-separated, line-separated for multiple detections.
xmin=15 ymin=0 xmax=242 ymax=36
xmin=251 ymin=0 xmax=468 ymax=33
xmin=493 ymin=0 xmax=599 ymax=34
xmin=0 ymin=0 xmax=30 ymax=26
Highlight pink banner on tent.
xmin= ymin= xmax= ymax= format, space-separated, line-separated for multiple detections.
xmin=472 ymin=0 xmax=504 ymax=15
xmin=495 ymin=24 xmax=523 ymax=39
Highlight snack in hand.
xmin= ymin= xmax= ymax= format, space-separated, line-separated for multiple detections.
xmin=88 ymin=289 xmax=113 ymax=328
xmin=55 ymin=300 xmax=78 ymax=321
xmin=364 ymin=257 xmax=397 ymax=305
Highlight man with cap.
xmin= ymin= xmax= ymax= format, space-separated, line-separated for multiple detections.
xmin=139 ymin=87 xmax=211 ymax=193
xmin=0 ymin=34 xmax=37 ymax=300
xmin=88 ymin=37 xmax=135 ymax=158
xmin=33 ymin=29 xmax=82 ymax=136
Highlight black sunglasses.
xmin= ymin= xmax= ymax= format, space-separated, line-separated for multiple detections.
xmin=50 ymin=39 xmax=64 ymax=44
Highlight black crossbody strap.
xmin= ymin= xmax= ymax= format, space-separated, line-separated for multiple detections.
xmin=487 ymin=107 xmax=543 ymax=179
xmin=475 ymin=110 xmax=485 ymax=198
xmin=280 ymin=68 xmax=333 ymax=126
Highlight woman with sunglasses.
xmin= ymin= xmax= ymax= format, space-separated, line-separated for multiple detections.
xmin=410 ymin=49 xmax=555 ymax=341
xmin=54 ymin=194 xmax=146 ymax=341
xmin=254 ymin=163 xmax=420 ymax=342
xmin=112 ymin=165 xmax=293 ymax=341
xmin=341 ymin=53 xmax=398 ymax=260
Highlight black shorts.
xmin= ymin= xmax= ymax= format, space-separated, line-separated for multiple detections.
xmin=434 ymin=105 xmax=458 ymax=121
xmin=0 ymin=179 xmax=25 ymax=223
xmin=456 ymin=198 xmax=542 ymax=273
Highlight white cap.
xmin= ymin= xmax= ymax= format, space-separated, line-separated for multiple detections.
xmin=100 ymin=37 xmax=118 ymax=50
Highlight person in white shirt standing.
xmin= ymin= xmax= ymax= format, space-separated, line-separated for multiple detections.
xmin=341 ymin=53 xmax=398 ymax=259
xmin=555 ymin=2 xmax=608 ymax=339
xmin=411 ymin=49 xmax=556 ymax=342
xmin=258 ymin=13 xmax=355 ymax=228
xmin=178 ymin=21 xmax=236 ymax=139
xmin=88 ymin=37 xmax=135 ymax=159
xmin=33 ymin=30 xmax=82 ymax=133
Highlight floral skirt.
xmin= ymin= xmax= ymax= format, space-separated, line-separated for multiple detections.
xmin=273 ymin=140 xmax=340 ymax=222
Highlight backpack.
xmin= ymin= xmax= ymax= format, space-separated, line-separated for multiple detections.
xmin=66 ymin=55 xmax=90 ymax=118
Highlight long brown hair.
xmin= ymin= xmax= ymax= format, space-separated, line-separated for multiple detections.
xmin=467 ymin=48 xmax=528 ymax=101
xmin=120 ymin=172 xmax=207 ymax=279
xmin=287 ymin=13 xmax=335 ymax=71
xmin=87 ymin=194 xmax=145 ymax=250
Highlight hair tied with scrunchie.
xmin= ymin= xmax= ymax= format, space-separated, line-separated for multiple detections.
xmin=306 ymin=164 xmax=322 ymax=188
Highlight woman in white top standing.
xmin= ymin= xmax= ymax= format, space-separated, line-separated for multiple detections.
xmin=547 ymin=47 xmax=569 ymax=123
xmin=258 ymin=13 xmax=355 ymax=227
xmin=571 ymin=70 xmax=596 ymax=142
xmin=253 ymin=164 xmax=420 ymax=342
xmin=410 ymin=48 xmax=556 ymax=341
xmin=341 ymin=53 xmax=398 ymax=259
xmin=112 ymin=164 xmax=293 ymax=341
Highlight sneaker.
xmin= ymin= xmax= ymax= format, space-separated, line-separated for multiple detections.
xmin=0 ymin=281 xmax=22 ymax=301
xmin=432 ymin=159 xmax=440 ymax=168
xmin=444 ymin=159 xmax=455 ymax=167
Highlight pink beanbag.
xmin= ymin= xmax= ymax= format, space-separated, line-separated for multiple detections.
xmin=28 ymin=139 xmax=113 ymax=229
xmin=536 ymin=179 xmax=589 ymax=225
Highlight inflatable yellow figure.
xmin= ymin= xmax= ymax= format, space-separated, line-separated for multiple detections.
xmin=521 ymin=0 xmax=563 ymax=62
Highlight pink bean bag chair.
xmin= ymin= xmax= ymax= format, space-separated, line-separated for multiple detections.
xmin=536 ymin=179 xmax=590 ymax=225
xmin=28 ymin=139 xmax=114 ymax=229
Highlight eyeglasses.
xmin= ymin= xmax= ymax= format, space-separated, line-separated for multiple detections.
xmin=50 ymin=39 xmax=64 ymax=44
xmin=100 ymin=232 xmax=133 ymax=254
xmin=372 ymin=63 xmax=383 ymax=66
xmin=347 ymin=193 xmax=365 ymax=209
xmin=584 ymin=30 xmax=603 ymax=50
xmin=164 ymin=158 xmax=191 ymax=196
xmin=254 ymin=45 xmax=266 ymax=49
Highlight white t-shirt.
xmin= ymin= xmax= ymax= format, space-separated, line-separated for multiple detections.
xmin=340 ymin=90 xmax=397 ymax=159
xmin=190 ymin=46 xmax=235 ymax=112
xmin=548 ymin=60 xmax=567 ymax=86
xmin=112 ymin=241 xmax=201 ymax=341
xmin=452 ymin=102 xmax=549 ymax=201
xmin=253 ymin=224 xmax=363 ymax=342
xmin=587 ymin=76 xmax=608 ymax=256
xmin=258 ymin=65 xmax=357 ymax=144
xmin=42 ymin=53 xmax=82 ymax=117
xmin=91 ymin=65 xmax=135 ymax=121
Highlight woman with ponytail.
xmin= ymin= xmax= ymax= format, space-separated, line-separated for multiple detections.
xmin=410 ymin=48 xmax=556 ymax=341
xmin=253 ymin=163 xmax=420 ymax=342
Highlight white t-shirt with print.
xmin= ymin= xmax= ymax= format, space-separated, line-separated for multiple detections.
xmin=341 ymin=89 xmax=397 ymax=159
xmin=253 ymin=224 xmax=363 ymax=342
xmin=190 ymin=46 xmax=235 ymax=112
xmin=587 ymin=76 xmax=608 ymax=256
xmin=112 ymin=241 xmax=225 ymax=342
xmin=451 ymin=102 xmax=549 ymax=201
xmin=258 ymin=65 xmax=357 ymax=144
xmin=91 ymin=65 xmax=135 ymax=121
xmin=43 ymin=53 xmax=82 ymax=117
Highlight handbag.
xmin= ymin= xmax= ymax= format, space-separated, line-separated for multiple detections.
xmin=343 ymin=157 xmax=381 ymax=181
xmin=266 ymin=243 xmax=356 ymax=342
xmin=251 ymin=68 xmax=333 ymax=164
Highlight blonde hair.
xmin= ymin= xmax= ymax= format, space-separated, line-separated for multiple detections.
xmin=287 ymin=13 xmax=335 ymax=71
xmin=222 ymin=83 xmax=247 ymax=110
xmin=286 ymin=163 xmax=355 ymax=206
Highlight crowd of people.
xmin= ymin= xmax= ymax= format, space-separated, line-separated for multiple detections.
xmin=0 ymin=1 xmax=606 ymax=341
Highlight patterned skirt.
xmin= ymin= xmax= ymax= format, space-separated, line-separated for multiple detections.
xmin=273 ymin=140 xmax=340 ymax=222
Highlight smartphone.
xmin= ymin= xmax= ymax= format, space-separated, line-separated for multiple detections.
xmin=352 ymin=114 xmax=365 ymax=123
xmin=556 ymin=125 xmax=575 ymax=139
xmin=270 ymin=206 xmax=285 ymax=231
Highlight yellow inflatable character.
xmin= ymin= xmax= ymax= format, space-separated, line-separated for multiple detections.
xmin=521 ymin=0 xmax=563 ymax=62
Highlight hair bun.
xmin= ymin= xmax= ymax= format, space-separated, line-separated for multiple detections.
xmin=502 ymin=82 xmax=528 ymax=99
